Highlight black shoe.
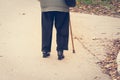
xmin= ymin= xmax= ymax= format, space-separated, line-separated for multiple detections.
xmin=43 ymin=52 xmax=50 ymax=58
xmin=57 ymin=51 xmax=64 ymax=60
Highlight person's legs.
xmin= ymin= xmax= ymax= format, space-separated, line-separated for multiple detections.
xmin=41 ymin=12 xmax=54 ymax=57
xmin=55 ymin=12 xmax=69 ymax=51
xmin=55 ymin=11 xmax=70 ymax=60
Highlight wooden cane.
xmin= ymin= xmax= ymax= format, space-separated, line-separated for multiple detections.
xmin=69 ymin=15 xmax=75 ymax=53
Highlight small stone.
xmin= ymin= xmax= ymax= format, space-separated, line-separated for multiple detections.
xmin=0 ymin=56 xmax=3 ymax=57
xmin=116 ymin=51 xmax=120 ymax=74
xmin=22 ymin=13 xmax=26 ymax=15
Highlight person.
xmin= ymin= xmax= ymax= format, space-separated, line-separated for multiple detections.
xmin=40 ymin=0 xmax=70 ymax=60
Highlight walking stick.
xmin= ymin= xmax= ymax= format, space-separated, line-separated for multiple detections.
xmin=69 ymin=14 xmax=75 ymax=53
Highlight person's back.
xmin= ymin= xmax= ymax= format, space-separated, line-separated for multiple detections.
xmin=40 ymin=0 xmax=69 ymax=12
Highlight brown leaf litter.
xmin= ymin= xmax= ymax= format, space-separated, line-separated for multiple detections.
xmin=97 ymin=39 xmax=120 ymax=80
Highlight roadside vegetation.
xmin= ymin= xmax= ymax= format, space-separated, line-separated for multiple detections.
xmin=72 ymin=0 xmax=120 ymax=17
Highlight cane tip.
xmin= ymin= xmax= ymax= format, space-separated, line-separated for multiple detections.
xmin=73 ymin=50 xmax=75 ymax=53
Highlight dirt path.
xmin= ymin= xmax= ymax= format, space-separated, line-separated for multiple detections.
xmin=1 ymin=0 xmax=120 ymax=80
